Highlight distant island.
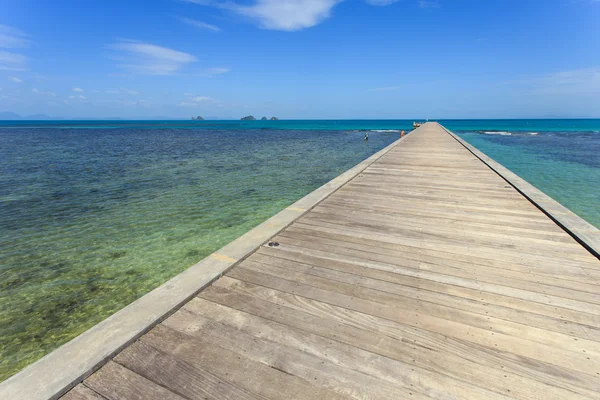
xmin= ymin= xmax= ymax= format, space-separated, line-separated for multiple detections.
xmin=191 ymin=116 xmax=204 ymax=120
xmin=0 ymin=111 xmax=55 ymax=120
xmin=240 ymin=115 xmax=279 ymax=121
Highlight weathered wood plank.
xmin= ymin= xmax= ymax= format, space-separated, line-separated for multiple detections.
xmin=141 ymin=324 xmax=348 ymax=400
xmin=226 ymin=267 xmax=600 ymax=377
xmin=84 ymin=361 xmax=185 ymax=400
xmin=61 ymin=385 xmax=106 ymax=400
xmin=199 ymin=282 xmax=600 ymax=399
xmin=161 ymin=311 xmax=430 ymax=400
xmin=115 ymin=340 xmax=264 ymax=400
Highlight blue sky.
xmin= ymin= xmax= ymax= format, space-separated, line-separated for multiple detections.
xmin=1 ymin=0 xmax=599 ymax=119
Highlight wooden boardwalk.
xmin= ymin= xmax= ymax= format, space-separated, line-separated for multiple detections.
xmin=63 ymin=123 xmax=600 ymax=400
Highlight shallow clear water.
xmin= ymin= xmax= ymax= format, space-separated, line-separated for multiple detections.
xmin=0 ymin=126 xmax=398 ymax=380
xmin=1 ymin=119 xmax=599 ymax=382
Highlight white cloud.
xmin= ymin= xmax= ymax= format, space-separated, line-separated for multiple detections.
xmin=195 ymin=0 xmax=343 ymax=31
xmin=0 ymin=25 xmax=30 ymax=71
xmin=73 ymin=87 xmax=84 ymax=93
xmin=179 ymin=94 xmax=219 ymax=107
xmin=108 ymin=39 xmax=198 ymax=75
xmin=0 ymin=50 xmax=28 ymax=71
xmin=9 ymin=76 xmax=23 ymax=83
xmin=64 ymin=94 xmax=88 ymax=105
xmin=192 ymin=96 xmax=215 ymax=102
xmin=32 ymin=88 xmax=57 ymax=97
xmin=118 ymin=99 xmax=152 ymax=107
xmin=178 ymin=17 xmax=221 ymax=32
xmin=364 ymin=0 xmax=400 ymax=5
xmin=197 ymin=67 xmax=231 ymax=76
xmin=0 ymin=24 xmax=30 ymax=48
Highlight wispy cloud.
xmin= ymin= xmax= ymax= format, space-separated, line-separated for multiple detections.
xmin=64 ymin=94 xmax=87 ymax=104
xmin=0 ymin=24 xmax=30 ymax=48
xmin=117 ymin=99 xmax=152 ymax=107
xmin=32 ymin=88 xmax=57 ymax=96
xmin=0 ymin=25 xmax=30 ymax=71
xmin=179 ymin=94 xmax=220 ymax=107
xmin=186 ymin=0 xmax=343 ymax=31
xmin=418 ymin=0 xmax=440 ymax=8
xmin=364 ymin=0 xmax=400 ymax=5
xmin=0 ymin=50 xmax=28 ymax=71
xmin=9 ymin=76 xmax=23 ymax=83
xmin=519 ymin=68 xmax=600 ymax=96
xmin=72 ymin=87 xmax=84 ymax=93
xmin=177 ymin=17 xmax=221 ymax=32
xmin=108 ymin=39 xmax=198 ymax=75
xmin=197 ymin=67 xmax=231 ymax=77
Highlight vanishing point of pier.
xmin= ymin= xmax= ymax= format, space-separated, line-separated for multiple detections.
xmin=3 ymin=123 xmax=600 ymax=399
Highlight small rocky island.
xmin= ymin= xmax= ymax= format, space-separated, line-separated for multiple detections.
xmin=191 ymin=116 xmax=204 ymax=120
xmin=240 ymin=115 xmax=278 ymax=121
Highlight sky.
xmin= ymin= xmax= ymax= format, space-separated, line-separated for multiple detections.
xmin=0 ymin=0 xmax=599 ymax=119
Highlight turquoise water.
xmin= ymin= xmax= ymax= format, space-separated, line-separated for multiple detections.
xmin=0 ymin=119 xmax=599 ymax=381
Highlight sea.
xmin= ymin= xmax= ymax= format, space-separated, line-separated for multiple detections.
xmin=1 ymin=118 xmax=599 ymax=381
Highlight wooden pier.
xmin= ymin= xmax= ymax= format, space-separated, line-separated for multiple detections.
xmin=4 ymin=122 xmax=600 ymax=399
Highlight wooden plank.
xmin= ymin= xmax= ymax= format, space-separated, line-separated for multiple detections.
xmin=84 ymin=361 xmax=185 ymax=400
xmin=199 ymin=281 xmax=600 ymax=399
xmin=248 ymin=251 xmax=600 ymax=339
xmin=61 ymin=386 xmax=106 ymax=400
xmin=300 ymin=209 xmax=592 ymax=261
xmin=254 ymin=246 xmax=600 ymax=329
xmin=236 ymin=259 xmax=600 ymax=356
xmin=281 ymin=225 xmax=599 ymax=291
xmin=182 ymin=297 xmax=515 ymax=400
xmin=287 ymin=221 xmax=600 ymax=282
xmin=115 ymin=340 xmax=264 ymax=400
xmin=262 ymin=240 xmax=600 ymax=316
xmin=161 ymin=310 xmax=431 ymax=400
xmin=141 ymin=324 xmax=348 ymax=400
xmin=274 ymin=230 xmax=600 ymax=302
xmin=226 ymin=267 xmax=600 ymax=377
xmin=292 ymin=218 xmax=600 ymax=277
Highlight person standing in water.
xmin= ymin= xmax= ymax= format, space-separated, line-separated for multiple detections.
xmin=364 ymin=132 xmax=369 ymax=141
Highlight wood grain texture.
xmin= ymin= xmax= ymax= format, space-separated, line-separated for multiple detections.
xmin=60 ymin=385 xmax=106 ymax=400
xmin=62 ymin=122 xmax=600 ymax=400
